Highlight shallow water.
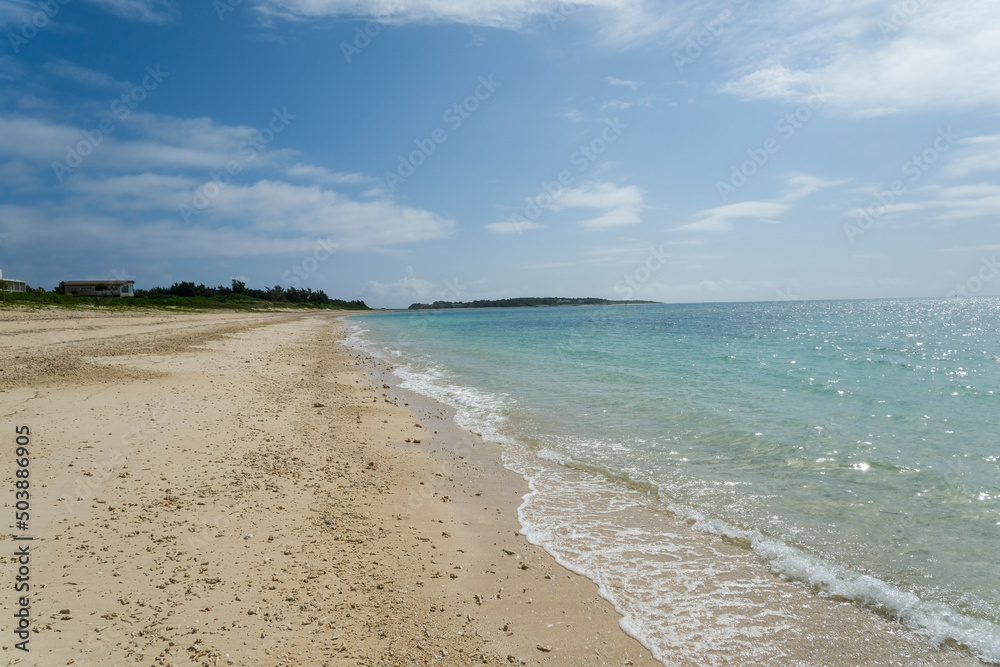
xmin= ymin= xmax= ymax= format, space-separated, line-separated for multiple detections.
xmin=349 ymin=298 xmax=1000 ymax=664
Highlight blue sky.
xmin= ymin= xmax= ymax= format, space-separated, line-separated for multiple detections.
xmin=1 ymin=0 xmax=998 ymax=307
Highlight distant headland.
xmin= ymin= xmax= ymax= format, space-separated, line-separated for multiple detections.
xmin=407 ymin=297 xmax=659 ymax=310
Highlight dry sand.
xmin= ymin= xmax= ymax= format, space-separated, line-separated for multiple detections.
xmin=0 ymin=308 xmax=657 ymax=666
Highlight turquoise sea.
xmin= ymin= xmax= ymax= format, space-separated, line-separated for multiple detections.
xmin=347 ymin=299 xmax=1000 ymax=664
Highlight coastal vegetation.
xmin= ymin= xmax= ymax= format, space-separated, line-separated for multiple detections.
xmin=1 ymin=280 xmax=370 ymax=311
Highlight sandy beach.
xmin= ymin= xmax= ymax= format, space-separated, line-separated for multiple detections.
xmin=0 ymin=308 xmax=656 ymax=666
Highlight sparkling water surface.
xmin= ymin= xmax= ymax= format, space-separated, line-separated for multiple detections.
xmin=349 ymin=299 xmax=1000 ymax=663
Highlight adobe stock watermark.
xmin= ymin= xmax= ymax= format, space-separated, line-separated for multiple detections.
xmin=50 ymin=66 xmax=170 ymax=183
xmin=281 ymin=236 xmax=339 ymax=288
xmin=214 ymin=0 xmax=245 ymax=20
xmin=673 ymin=0 xmax=751 ymax=72
xmin=716 ymin=84 xmax=828 ymax=202
xmin=388 ymin=277 xmax=467 ymax=349
xmin=947 ymin=256 xmax=999 ymax=298
xmin=501 ymin=117 xmax=627 ymax=231
xmin=383 ymin=75 xmax=501 ymax=192
xmin=614 ymin=245 xmax=670 ymax=298
xmin=544 ymin=2 xmax=576 ymax=30
xmin=109 ymin=266 xmax=134 ymax=282
xmin=843 ymin=126 xmax=959 ymax=244
xmin=775 ymin=285 xmax=799 ymax=301
xmin=340 ymin=14 xmax=392 ymax=62
xmin=179 ymin=107 xmax=295 ymax=223
xmin=7 ymin=0 xmax=70 ymax=54
xmin=878 ymin=0 xmax=926 ymax=39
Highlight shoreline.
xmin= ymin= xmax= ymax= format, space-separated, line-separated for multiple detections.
xmin=1 ymin=308 xmax=655 ymax=665
xmin=344 ymin=323 xmax=663 ymax=663
xmin=344 ymin=309 xmax=994 ymax=667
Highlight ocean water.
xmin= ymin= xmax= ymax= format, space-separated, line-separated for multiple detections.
xmin=346 ymin=299 xmax=1000 ymax=664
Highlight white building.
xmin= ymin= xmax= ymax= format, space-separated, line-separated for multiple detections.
xmin=62 ymin=280 xmax=135 ymax=297
xmin=0 ymin=269 xmax=27 ymax=293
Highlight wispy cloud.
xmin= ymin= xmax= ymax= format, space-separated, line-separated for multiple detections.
xmin=0 ymin=100 xmax=454 ymax=258
xmin=554 ymin=182 xmax=645 ymax=231
xmin=253 ymin=0 xmax=689 ymax=47
xmin=0 ymin=111 xmax=299 ymax=173
xmin=600 ymin=99 xmax=632 ymax=111
xmin=365 ymin=269 xmax=436 ymax=301
xmin=944 ymin=134 xmax=1000 ymax=178
xmin=719 ymin=1 xmax=1000 ymax=114
xmin=256 ymin=0 xmax=578 ymax=29
xmin=606 ymin=76 xmax=642 ymax=89
xmin=0 ymin=0 xmax=40 ymax=28
xmin=559 ymin=109 xmax=587 ymax=123
xmin=486 ymin=220 xmax=542 ymax=234
xmin=920 ymin=184 xmax=1000 ymax=222
xmin=843 ymin=183 xmax=1000 ymax=226
xmin=84 ymin=0 xmax=178 ymax=23
xmin=674 ymin=200 xmax=789 ymax=232
xmin=286 ymin=163 xmax=371 ymax=185
xmin=4 ymin=181 xmax=455 ymax=255
xmin=44 ymin=59 xmax=130 ymax=90
xmin=674 ymin=173 xmax=846 ymax=232
xmin=783 ymin=173 xmax=851 ymax=199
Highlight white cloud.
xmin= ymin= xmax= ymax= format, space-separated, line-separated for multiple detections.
xmin=553 ymin=182 xmax=645 ymax=230
xmin=559 ymin=109 xmax=587 ymax=123
xmin=720 ymin=64 xmax=816 ymax=104
xmin=0 ymin=204 xmax=304 ymax=257
xmin=632 ymin=278 xmax=783 ymax=303
xmin=593 ymin=1 xmax=693 ymax=48
xmin=600 ymin=99 xmax=632 ymax=111
xmin=256 ymin=0 xmax=566 ymax=29
xmin=119 ymin=113 xmax=299 ymax=170
xmin=605 ymin=76 xmax=642 ymax=89
xmin=83 ymin=0 xmax=177 ymax=23
xmin=575 ymin=207 xmax=642 ymax=230
xmin=0 ymin=159 xmax=42 ymax=190
xmin=366 ymin=272 xmax=436 ymax=301
xmin=488 ymin=182 xmax=644 ymax=233
xmin=0 ymin=110 xmax=303 ymax=175
xmin=843 ymin=183 xmax=1000 ymax=225
xmin=674 ymin=200 xmax=790 ymax=232
xmin=843 ymin=200 xmax=925 ymax=221
xmin=675 ymin=173 xmax=847 ymax=232
xmin=254 ymin=0 xmax=689 ymax=47
xmin=0 ymin=116 xmax=81 ymax=162
xmin=719 ymin=1 xmax=1000 ymax=113
xmin=3 ymin=179 xmax=455 ymax=255
xmin=68 ymin=172 xmax=198 ymax=209
xmin=944 ymin=134 xmax=1000 ymax=178
xmin=486 ymin=220 xmax=542 ymax=234
xmin=924 ymin=184 xmax=1000 ymax=221
xmin=286 ymin=163 xmax=370 ymax=184
xmin=0 ymin=0 xmax=37 ymax=28
xmin=44 ymin=60 xmax=129 ymax=90
xmin=198 ymin=180 xmax=455 ymax=248
xmin=0 ymin=102 xmax=455 ymax=259
xmin=782 ymin=173 xmax=851 ymax=200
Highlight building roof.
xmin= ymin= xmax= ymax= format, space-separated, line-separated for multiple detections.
xmin=63 ymin=280 xmax=135 ymax=286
